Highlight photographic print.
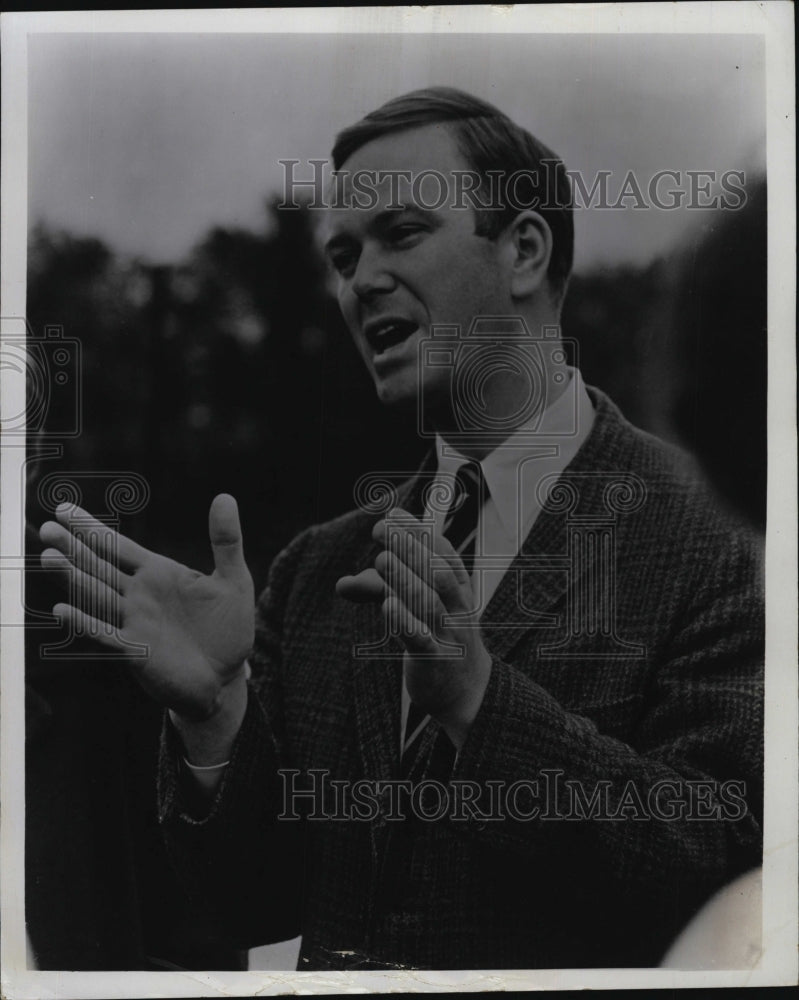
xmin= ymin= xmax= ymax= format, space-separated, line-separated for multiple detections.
xmin=1 ymin=5 xmax=796 ymax=997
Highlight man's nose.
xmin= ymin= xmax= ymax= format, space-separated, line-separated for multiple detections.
xmin=352 ymin=246 xmax=395 ymax=301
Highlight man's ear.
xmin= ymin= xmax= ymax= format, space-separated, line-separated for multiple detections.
xmin=505 ymin=211 xmax=553 ymax=299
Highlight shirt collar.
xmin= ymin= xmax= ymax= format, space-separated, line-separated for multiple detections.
xmin=434 ymin=367 xmax=594 ymax=535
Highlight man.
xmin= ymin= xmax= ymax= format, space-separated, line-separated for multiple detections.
xmin=39 ymin=88 xmax=763 ymax=970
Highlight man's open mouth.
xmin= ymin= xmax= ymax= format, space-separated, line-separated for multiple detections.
xmin=364 ymin=318 xmax=419 ymax=355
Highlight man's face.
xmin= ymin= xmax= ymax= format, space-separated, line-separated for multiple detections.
xmin=323 ymin=124 xmax=511 ymax=417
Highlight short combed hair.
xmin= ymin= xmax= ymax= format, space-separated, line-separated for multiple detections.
xmin=332 ymin=86 xmax=574 ymax=299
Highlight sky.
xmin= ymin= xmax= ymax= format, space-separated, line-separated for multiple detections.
xmin=27 ymin=30 xmax=765 ymax=272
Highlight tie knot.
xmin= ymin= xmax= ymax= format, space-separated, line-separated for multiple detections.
xmin=450 ymin=461 xmax=486 ymax=516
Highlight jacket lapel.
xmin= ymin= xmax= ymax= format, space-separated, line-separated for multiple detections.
xmin=349 ymin=452 xmax=437 ymax=781
xmin=480 ymin=501 xmax=571 ymax=661
xmin=480 ymin=387 xmax=626 ymax=663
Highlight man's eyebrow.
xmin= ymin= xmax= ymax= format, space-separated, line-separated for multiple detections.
xmin=323 ymin=205 xmax=437 ymax=256
xmin=373 ymin=204 xmax=437 ymax=223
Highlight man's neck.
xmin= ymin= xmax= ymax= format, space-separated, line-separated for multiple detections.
xmin=435 ymin=361 xmax=573 ymax=461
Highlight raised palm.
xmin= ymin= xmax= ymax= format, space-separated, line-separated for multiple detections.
xmin=39 ymin=493 xmax=254 ymax=720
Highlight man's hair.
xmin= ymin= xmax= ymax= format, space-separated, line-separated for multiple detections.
xmin=331 ymin=86 xmax=574 ymax=300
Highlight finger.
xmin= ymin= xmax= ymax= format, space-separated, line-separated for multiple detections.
xmin=383 ymin=594 xmax=435 ymax=656
xmin=53 ymin=503 xmax=147 ymax=571
xmin=378 ymin=512 xmax=438 ymax=585
xmin=209 ymin=494 xmax=247 ymax=581
xmin=382 ymin=509 xmax=471 ymax=591
xmin=39 ymin=521 xmax=130 ymax=593
xmin=371 ymin=508 xmax=430 ymax=547
xmin=431 ymin=528 xmax=471 ymax=589
xmin=335 ymin=568 xmax=385 ymax=603
xmin=41 ymin=548 xmax=123 ymax=625
xmin=51 ymin=602 xmax=131 ymax=653
xmin=385 ymin=525 xmax=466 ymax=611
xmin=378 ymin=550 xmax=439 ymax=631
xmin=387 ymin=525 xmax=474 ymax=623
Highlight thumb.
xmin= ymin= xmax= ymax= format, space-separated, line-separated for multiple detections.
xmin=209 ymin=493 xmax=246 ymax=579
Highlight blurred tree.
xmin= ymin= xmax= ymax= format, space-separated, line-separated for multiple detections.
xmin=669 ymin=179 xmax=767 ymax=529
xmin=563 ymin=177 xmax=766 ymax=530
xmin=24 ymin=228 xmax=245 ymax=970
xmin=159 ymin=196 xmax=423 ymax=585
xmin=562 ymin=260 xmax=668 ymax=430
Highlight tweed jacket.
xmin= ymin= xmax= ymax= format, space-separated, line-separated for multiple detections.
xmin=158 ymin=386 xmax=764 ymax=970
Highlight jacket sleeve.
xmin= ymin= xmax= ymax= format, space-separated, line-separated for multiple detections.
xmin=451 ymin=520 xmax=764 ymax=940
xmin=157 ymin=527 xmax=317 ymax=950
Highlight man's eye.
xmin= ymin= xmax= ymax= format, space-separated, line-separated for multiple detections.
xmin=387 ymin=224 xmax=425 ymax=244
xmin=329 ymin=251 xmax=357 ymax=276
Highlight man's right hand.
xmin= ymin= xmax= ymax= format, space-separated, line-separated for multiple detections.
xmin=39 ymin=493 xmax=255 ymax=759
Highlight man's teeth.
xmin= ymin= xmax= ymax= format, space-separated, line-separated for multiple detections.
xmin=372 ymin=321 xmax=416 ymax=352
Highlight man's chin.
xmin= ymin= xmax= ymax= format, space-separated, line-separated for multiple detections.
xmin=373 ymin=376 xmax=418 ymax=413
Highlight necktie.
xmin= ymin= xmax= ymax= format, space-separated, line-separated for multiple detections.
xmin=400 ymin=461 xmax=487 ymax=782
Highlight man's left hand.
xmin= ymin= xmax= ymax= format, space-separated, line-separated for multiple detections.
xmin=337 ymin=509 xmax=492 ymax=748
